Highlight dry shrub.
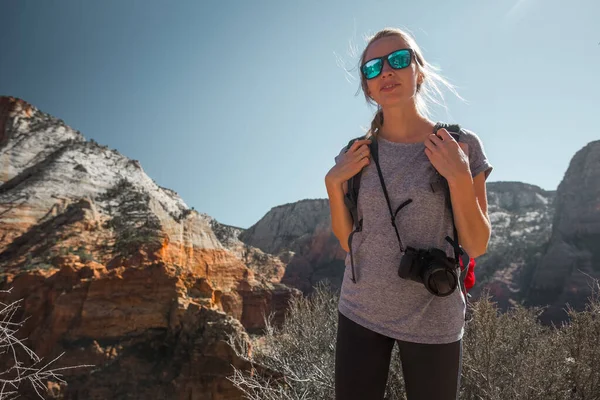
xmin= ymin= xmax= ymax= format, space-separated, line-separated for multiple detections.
xmin=0 ymin=289 xmax=93 ymax=399
xmin=229 ymin=281 xmax=600 ymax=400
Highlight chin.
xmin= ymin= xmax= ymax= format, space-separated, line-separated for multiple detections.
xmin=378 ymin=94 xmax=413 ymax=108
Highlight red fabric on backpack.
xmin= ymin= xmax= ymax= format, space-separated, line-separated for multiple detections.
xmin=459 ymin=257 xmax=476 ymax=291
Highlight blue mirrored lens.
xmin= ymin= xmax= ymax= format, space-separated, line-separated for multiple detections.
xmin=388 ymin=50 xmax=411 ymax=69
xmin=362 ymin=59 xmax=382 ymax=80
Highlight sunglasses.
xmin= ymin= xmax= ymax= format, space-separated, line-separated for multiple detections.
xmin=361 ymin=48 xmax=415 ymax=80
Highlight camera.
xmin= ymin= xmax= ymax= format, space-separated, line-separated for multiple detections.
xmin=398 ymin=246 xmax=459 ymax=297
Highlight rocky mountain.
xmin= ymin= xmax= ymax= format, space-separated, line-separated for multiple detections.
xmin=526 ymin=140 xmax=600 ymax=323
xmin=469 ymin=182 xmax=556 ymax=309
xmin=239 ymin=199 xmax=346 ymax=293
xmin=0 ymin=96 xmax=299 ymax=399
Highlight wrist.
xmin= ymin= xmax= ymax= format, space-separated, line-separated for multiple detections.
xmin=447 ymin=171 xmax=473 ymax=188
xmin=325 ymin=174 xmax=343 ymax=190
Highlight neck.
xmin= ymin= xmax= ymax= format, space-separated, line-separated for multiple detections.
xmin=377 ymin=103 xmax=432 ymax=143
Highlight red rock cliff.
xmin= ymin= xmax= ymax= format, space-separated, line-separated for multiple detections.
xmin=0 ymin=96 xmax=299 ymax=398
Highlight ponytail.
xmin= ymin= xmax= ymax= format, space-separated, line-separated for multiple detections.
xmin=369 ymin=108 xmax=384 ymax=137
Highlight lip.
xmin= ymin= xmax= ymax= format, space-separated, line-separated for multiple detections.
xmin=380 ymin=83 xmax=400 ymax=92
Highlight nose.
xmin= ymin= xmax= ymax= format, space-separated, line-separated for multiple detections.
xmin=380 ymin=58 xmax=394 ymax=76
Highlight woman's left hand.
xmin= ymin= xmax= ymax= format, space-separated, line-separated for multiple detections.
xmin=424 ymin=128 xmax=471 ymax=183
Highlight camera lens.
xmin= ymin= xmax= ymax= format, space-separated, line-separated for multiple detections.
xmin=425 ymin=267 xmax=457 ymax=297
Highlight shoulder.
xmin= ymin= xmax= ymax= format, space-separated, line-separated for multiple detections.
xmin=457 ymin=127 xmax=489 ymax=157
xmin=334 ymin=134 xmax=368 ymax=163
xmin=458 ymin=127 xmax=493 ymax=179
xmin=334 ymin=144 xmax=347 ymax=164
xmin=457 ymin=127 xmax=485 ymax=147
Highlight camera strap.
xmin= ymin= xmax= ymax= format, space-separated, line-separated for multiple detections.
xmin=370 ymin=137 xmax=408 ymax=253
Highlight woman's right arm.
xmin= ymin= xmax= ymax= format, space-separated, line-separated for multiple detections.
xmin=325 ymin=139 xmax=372 ymax=253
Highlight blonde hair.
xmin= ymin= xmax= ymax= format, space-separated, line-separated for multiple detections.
xmin=358 ymin=28 xmax=462 ymax=136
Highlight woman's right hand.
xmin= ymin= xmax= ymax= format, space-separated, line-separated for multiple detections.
xmin=325 ymin=139 xmax=372 ymax=187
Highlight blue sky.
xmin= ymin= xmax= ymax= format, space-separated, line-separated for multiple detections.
xmin=2 ymin=0 xmax=599 ymax=228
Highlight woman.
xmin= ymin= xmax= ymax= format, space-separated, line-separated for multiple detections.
xmin=325 ymin=27 xmax=493 ymax=399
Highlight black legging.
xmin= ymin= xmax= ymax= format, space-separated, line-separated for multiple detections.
xmin=335 ymin=311 xmax=462 ymax=400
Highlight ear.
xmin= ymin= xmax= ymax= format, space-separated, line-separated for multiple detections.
xmin=416 ymin=73 xmax=425 ymax=92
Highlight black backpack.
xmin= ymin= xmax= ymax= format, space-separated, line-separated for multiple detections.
xmin=341 ymin=122 xmax=472 ymax=297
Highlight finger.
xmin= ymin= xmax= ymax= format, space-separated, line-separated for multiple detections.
xmin=349 ymin=139 xmax=372 ymax=152
xmin=352 ymin=143 xmax=370 ymax=155
xmin=356 ymin=143 xmax=371 ymax=152
xmin=436 ymin=128 xmax=454 ymax=141
xmin=354 ymin=147 xmax=370 ymax=161
xmin=351 ymin=154 xmax=369 ymax=172
xmin=424 ymin=147 xmax=433 ymax=160
xmin=429 ymin=133 xmax=444 ymax=146
xmin=424 ymin=137 xmax=438 ymax=151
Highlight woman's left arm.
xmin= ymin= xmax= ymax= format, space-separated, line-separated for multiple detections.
xmin=447 ymin=171 xmax=491 ymax=259
xmin=424 ymin=128 xmax=493 ymax=259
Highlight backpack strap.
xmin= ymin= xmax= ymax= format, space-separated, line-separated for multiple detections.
xmin=343 ymin=136 xmax=367 ymax=229
xmin=433 ymin=122 xmax=462 ymax=142
xmin=434 ymin=122 xmax=472 ymax=305
xmin=342 ymin=135 xmax=369 ymax=283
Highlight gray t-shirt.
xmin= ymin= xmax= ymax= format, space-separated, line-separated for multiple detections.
xmin=334 ymin=129 xmax=493 ymax=344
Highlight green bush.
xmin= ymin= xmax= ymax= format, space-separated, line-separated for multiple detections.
xmin=229 ymin=281 xmax=600 ymax=400
xmin=73 ymin=246 xmax=96 ymax=263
